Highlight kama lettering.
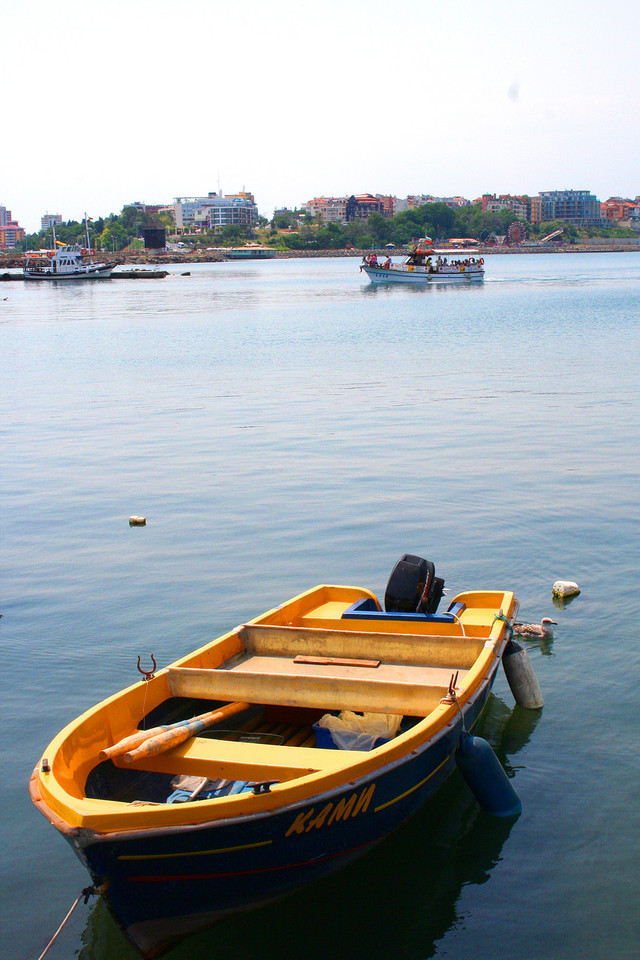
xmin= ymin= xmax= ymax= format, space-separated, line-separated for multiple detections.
xmin=285 ymin=784 xmax=376 ymax=837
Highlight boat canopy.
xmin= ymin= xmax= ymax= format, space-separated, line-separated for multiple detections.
xmin=445 ymin=238 xmax=479 ymax=247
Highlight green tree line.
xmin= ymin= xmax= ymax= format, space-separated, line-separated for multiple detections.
xmin=23 ymin=206 xmax=174 ymax=252
xmin=17 ymin=201 xmax=637 ymax=254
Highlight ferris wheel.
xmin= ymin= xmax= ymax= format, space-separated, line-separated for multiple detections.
xmin=507 ymin=221 xmax=527 ymax=245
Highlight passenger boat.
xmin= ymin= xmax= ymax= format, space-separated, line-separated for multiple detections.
xmin=30 ymin=555 xmax=523 ymax=958
xmin=23 ymin=221 xmax=115 ymax=281
xmin=221 ymin=244 xmax=277 ymax=260
xmin=361 ymin=238 xmax=484 ymax=284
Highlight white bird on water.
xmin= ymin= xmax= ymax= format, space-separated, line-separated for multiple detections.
xmin=513 ymin=617 xmax=557 ymax=638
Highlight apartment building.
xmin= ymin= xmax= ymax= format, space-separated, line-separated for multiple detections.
xmin=0 ymin=222 xmax=26 ymax=247
xmin=345 ymin=194 xmax=384 ymax=221
xmin=174 ymin=191 xmax=258 ymax=231
xmin=481 ymin=194 xmax=529 ymax=220
xmin=41 ymin=213 xmax=62 ymax=231
xmin=530 ymin=189 xmax=601 ymax=226
xmin=0 ymin=206 xmax=25 ymax=247
xmin=305 ymin=194 xmax=384 ymax=222
xmin=305 ymin=197 xmax=348 ymax=222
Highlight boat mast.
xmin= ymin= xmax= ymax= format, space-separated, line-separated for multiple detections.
xmin=84 ymin=213 xmax=92 ymax=260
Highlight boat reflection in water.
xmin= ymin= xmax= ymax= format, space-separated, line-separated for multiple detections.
xmin=77 ymin=694 xmax=540 ymax=960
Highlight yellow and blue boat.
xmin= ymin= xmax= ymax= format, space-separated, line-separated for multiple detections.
xmin=30 ymin=555 xmax=523 ymax=958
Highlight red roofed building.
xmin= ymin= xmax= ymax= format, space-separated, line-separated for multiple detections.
xmin=601 ymin=197 xmax=640 ymax=223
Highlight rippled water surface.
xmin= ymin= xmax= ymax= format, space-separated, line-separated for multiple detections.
xmin=2 ymin=253 xmax=639 ymax=960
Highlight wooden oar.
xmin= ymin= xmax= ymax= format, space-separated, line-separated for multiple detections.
xmin=122 ymin=701 xmax=250 ymax=764
xmin=100 ymin=717 xmax=205 ymax=761
xmin=100 ymin=701 xmax=248 ymax=761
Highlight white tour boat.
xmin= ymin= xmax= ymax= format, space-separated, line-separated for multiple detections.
xmin=360 ymin=238 xmax=484 ymax=285
xmin=24 ymin=220 xmax=115 ymax=281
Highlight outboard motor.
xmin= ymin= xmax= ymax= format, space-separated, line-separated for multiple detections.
xmin=384 ymin=554 xmax=445 ymax=615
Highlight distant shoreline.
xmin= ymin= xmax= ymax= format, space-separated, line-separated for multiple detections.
xmin=1 ymin=241 xmax=639 ymax=271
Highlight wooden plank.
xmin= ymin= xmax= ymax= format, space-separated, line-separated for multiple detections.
xmin=239 ymin=623 xmax=483 ymax=668
xmin=293 ymin=655 xmax=381 ymax=668
xmin=167 ymin=665 xmax=447 ymax=716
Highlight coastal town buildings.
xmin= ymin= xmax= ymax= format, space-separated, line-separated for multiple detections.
xmin=302 ymin=187 xmax=640 ymax=231
xmin=174 ymin=191 xmax=258 ymax=232
xmin=395 ymin=196 xmax=471 ymax=213
xmin=0 ymin=205 xmax=25 ymax=248
xmin=307 ymin=194 xmax=474 ymax=221
xmin=4 ymin=187 xmax=640 ymax=249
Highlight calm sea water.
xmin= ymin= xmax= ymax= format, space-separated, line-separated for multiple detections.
xmin=2 ymin=253 xmax=639 ymax=960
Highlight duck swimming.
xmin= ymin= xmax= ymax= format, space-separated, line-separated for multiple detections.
xmin=513 ymin=617 xmax=557 ymax=638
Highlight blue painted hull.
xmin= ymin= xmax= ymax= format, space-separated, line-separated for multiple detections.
xmin=76 ymin=680 xmax=496 ymax=957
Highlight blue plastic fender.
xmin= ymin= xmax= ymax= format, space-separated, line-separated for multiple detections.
xmin=455 ymin=731 xmax=522 ymax=817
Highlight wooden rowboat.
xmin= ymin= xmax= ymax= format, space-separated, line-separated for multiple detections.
xmin=30 ymin=556 xmax=522 ymax=958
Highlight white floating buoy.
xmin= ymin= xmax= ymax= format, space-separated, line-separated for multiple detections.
xmin=129 ymin=516 xmax=147 ymax=526
xmin=502 ymin=639 xmax=544 ymax=709
xmin=552 ymin=580 xmax=580 ymax=599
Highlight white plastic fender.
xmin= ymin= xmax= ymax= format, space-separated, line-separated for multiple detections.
xmin=502 ymin=639 xmax=544 ymax=709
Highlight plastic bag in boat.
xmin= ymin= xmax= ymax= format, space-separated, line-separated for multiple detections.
xmin=315 ymin=711 xmax=402 ymax=751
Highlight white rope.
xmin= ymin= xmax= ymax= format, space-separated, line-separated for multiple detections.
xmin=36 ymin=894 xmax=82 ymax=960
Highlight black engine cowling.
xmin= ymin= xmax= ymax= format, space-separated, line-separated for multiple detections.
xmin=384 ymin=554 xmax=445 ymax=615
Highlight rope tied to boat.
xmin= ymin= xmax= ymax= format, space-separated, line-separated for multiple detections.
xmin=36 ymin=886 xmax=102 ymax=960
xmin=493 ymin=610 xmax=514 ymax=638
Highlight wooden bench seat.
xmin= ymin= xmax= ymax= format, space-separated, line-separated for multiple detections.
xmin=168 ymin=661 xmax=457 ymax=717
xmin=166 ymin=624 xmax=485 ymax=717
xmin=238 ymin=623 xmax=485 ymax=667
xmin=115 ymin=734 xmax=362 ymax=781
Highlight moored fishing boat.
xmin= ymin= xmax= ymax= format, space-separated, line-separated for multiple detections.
xmin=30 ymin=555 xmax=529 ymax=958
xmin=361 ymin=237 xmax=484 ymax=284
xmin=23 ymin=245 xmax=115 ymax=280
xmin=23 ymin=219 xmax=115 ymax=281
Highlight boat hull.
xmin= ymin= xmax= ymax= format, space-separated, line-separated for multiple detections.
xmin=224 ymin=250 xmax=276 ymax=260
xmin=46 ymin=676 xmax=495 ymax=958
xmin=362 ymin=265 xmax=484 ymax=284
xmin=23 ymin=264 xmax=114 ymax=281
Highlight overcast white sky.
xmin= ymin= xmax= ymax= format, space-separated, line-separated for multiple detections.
xmin=3 ymin=0 xmax=639 ymax=232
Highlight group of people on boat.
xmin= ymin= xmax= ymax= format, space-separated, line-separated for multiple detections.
xmin=434 ymin=256 xmax=483 ymax=269
xmin=361 ymin=253 xmax=393 ymax=270
xmin=404 ymin=252 xmax=484 ymax=272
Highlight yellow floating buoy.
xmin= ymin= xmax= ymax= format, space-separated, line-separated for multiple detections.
xmin=129 ymin=516 xmax=146 ymax=526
